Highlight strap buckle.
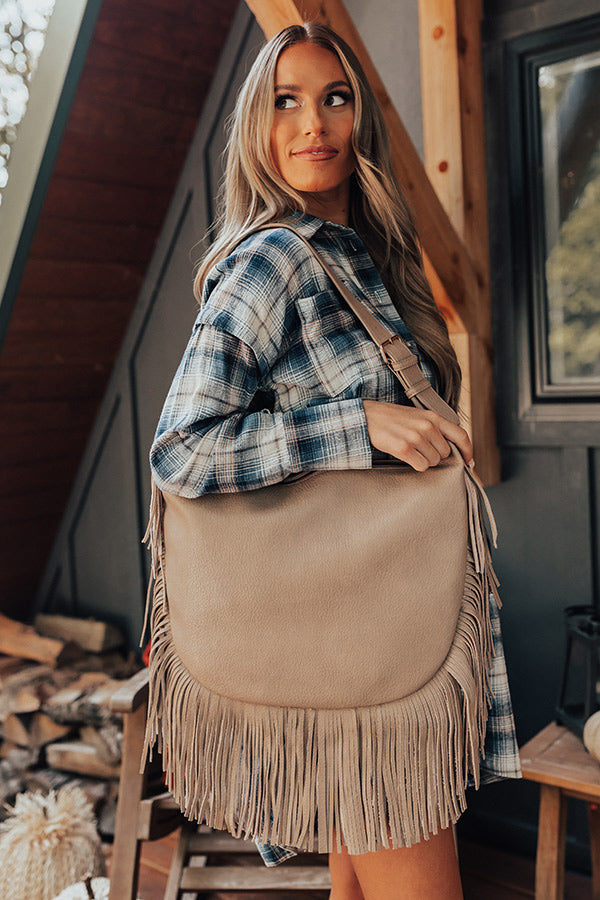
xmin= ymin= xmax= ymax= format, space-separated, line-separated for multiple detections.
xmin=378 ymin=334 xmax=414 ymax=369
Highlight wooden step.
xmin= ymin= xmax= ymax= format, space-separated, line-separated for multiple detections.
xmin=180 ymin=864 xmax=331 ymax=891
xmin=187 ymin=831 xmax=261 ymax=854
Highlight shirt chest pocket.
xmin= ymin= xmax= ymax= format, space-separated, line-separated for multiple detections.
xmin=294 ymin=292 xmax=387 ymax=398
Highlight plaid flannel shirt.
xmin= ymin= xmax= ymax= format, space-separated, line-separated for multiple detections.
xmin=150 ymin=211 xmax=522 ymax=866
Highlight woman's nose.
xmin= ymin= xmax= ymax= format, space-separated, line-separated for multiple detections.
xmin=302 ymin=102 xmax=326 ymax=136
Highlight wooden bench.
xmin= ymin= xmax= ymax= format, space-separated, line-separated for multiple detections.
xmin=519 ymin=720 xmax=600 ymax=900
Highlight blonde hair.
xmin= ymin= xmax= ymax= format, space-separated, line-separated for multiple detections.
xmin=194 ymin=23 xmax=461 ymax=407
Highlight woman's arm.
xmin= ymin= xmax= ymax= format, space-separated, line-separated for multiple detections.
xmin=150 ymin=324 xmax=372 ymax=497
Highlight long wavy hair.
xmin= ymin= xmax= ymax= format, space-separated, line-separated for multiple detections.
xmin=194 ymin=22 xmax=461 ymax=408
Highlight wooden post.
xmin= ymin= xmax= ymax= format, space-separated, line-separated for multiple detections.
xmin=455 ymin=0 xmax=493 ymax=343
xmin=419 ymin=0 xmax=500 ymax=482
xmin=108 ymin=695 xmax=148 ymax=900
xmin=536 ymin=785 xmax=567 ymax=900
xmin=419 ymin=0 xmax=464 ymax=237
xmin=588 ymin=802 xmax=600 ymax=900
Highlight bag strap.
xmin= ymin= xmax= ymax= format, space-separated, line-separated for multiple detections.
xmin=253 ymin=223 xmax=459 ymax=426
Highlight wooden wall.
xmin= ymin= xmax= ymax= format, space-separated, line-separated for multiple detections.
xmin=0 ymin=0 xmax=238 ymax=619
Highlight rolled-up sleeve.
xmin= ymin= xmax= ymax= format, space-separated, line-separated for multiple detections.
xmin=150 ymin=324 xmax=372 ymax=496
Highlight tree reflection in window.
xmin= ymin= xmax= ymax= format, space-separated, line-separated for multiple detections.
xmin=0 ymin=0 xmax=56 ymax=207
xmin=539 ymin=50 xmax=600 ymax=384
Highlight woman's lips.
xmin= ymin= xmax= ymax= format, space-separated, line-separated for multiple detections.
xmin=292 ymin=146 xmax=338 ymax=160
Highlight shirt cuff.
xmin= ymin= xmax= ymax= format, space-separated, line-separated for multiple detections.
xmin=282 ymin=398 xmax=372 ymax=473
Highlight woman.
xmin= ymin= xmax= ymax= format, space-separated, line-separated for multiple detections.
xmin=149 ymin=22 xmax=521 ymax=900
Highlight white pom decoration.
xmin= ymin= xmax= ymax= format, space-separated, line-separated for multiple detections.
xmin=0 ymin=785 xmax=105 ymax=900
xmin=51 ymin=877 xmax=144 ymax=900
xmin=583 ymin=711 xmax=600 ymax=763
xmin=52 ymin=877 xmax=110 ymax=900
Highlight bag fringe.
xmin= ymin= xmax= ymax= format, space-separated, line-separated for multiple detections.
xmin=140 ymin=471 xmax=499 ymax=855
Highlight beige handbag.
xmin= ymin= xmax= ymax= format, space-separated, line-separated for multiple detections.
xmin=141 ymin=225 xmax=500 ymax=856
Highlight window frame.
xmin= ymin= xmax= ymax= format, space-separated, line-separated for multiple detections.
xmin=0 ymin=0 xmax=102 ymax=352
xmin=488 ymin=10 xmax=600 ymax=445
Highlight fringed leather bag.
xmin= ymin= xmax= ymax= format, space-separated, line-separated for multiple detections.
xmin=140 ymin=225 xmax=500 ymax=856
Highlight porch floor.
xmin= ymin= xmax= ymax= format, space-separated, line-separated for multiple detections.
xmin=104 ymin=829 xmax=594 ymax=899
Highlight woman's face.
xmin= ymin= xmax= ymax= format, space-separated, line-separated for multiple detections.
xmin=270 ymin=42 xmax=355 ymax=220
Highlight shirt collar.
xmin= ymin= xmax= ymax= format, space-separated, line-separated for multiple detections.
xmin=282 ymin=209 xmax=358 ymax=242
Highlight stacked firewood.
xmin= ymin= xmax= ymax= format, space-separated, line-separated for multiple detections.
xmin=0 ymin=612 xmax=142 ymax=836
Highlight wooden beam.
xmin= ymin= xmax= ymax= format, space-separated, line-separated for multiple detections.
xmin=419 ymin=0 xmax=464 ymax=236
xmin=423 ymin=251 xmax=465 ymax=335
xmin=245 ymin=0 xmax=480 ymax=335
xmin=456 ymin=0 xmax=500 ymax=481
xmin=455 ymin=0 xmax=493 ymax=342
xmin=419 ymin=0 xmax=499 ymax=482
xmin=245 ymin=0 xmax=303 ymax=35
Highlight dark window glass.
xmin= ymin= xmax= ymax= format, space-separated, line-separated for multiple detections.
xmin=539 ymin=50 xmax=600 ymax=386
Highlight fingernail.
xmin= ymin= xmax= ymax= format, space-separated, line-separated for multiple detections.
xmin=467 ymin=458 xmax=475 ymax=469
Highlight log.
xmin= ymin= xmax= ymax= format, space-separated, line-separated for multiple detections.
xmin=45 ymin=740 xmax=122 ymax=780
xmin=0 ymin=739 xmax=21 ymax=759
xmin=43 ymin=672 xmax=113 ymax=723
xmin=0 ymin=761 xmax=23 ymax=801
xmin=0 ymin=664 xmax=53 ymax=721
xmin=0 ymin=613 xmax=83 ymax=666
xmin=2 ymin=710 xmax=71 ymax=748
xmin=43 ymin=674 xmax=124 ymax=726
xmin=97 ymin=780 xmax=119 ymax=837
xmin=70 ymin=650 xmax=142 ymax=681
xmin=10 ymin=682 xmax=42 ymax=715
xmin=0 ymin=663 xmax=80 ymax=722
xmin=21 ymin=766 xmax=72 ymax=793
xmin=1 ymin=713 xmax=32 ymax=747
xmin=0 ymin=655 xmax=31 ymax=684
xmin=80 ymin=723 xmax=122 ymax=766
xmin=22 ymin=767 xmax=110 ymax=809
xmin=34 ymin=613 xmax=124 ymax=654
xmin=30 ymin=712 xmax=72 ymax=748
xmin=0 ymin=746 xmax=38 ymax=801
xmin=79 ymin=679 xmax=125 ymax=723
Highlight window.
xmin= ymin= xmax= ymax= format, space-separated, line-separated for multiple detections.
xmin=506 ymin=15 xmax=600 ymax=414
xmin=0 ymin=0 xmax=56 ymax=207
xmin=0 ymin=0 xmax=100 ymax=347
xmin=539 ymin=49 xmax=600 ymax=391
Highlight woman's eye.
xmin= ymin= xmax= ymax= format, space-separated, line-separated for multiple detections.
xmin=324 ymin=91 xmax=352 ymax=108
xmin=274 ymin=94 xmax=297 ymax=110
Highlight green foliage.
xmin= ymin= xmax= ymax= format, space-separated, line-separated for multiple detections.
xmin=546 ymin=141 xmax=600 ymax=381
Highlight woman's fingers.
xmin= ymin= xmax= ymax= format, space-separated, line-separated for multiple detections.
xmin=362 ymin=400 xmax=473 ymax=470
xmin=440 ymin=418 xmax=473 ymax=466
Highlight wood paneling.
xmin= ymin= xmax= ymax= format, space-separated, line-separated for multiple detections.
xmin=42 ymin=177 xmax=171 ymax=226
xmin=0 ymin=364 xmax=109 ymax=402
xmin=18 ymin=260 xmax=143 ymax=300
xmin=0 ymin=0 xmax=238 ymax=619
xmin=31 ymin=219 xmax=156 ymax=264
xmin=52 ymin=135 xmax=182 ymax=186
xmin=1 ymin=429 xmax=90 ymax=467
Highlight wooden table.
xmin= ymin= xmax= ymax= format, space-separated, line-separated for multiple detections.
xmin=520 ymin=721 xmax=600 ymax=900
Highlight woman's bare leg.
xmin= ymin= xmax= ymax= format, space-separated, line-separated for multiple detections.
xmin=328 ymin=830 xmax=365 ymax=900
xmin=347 ymin=824 xmax=464 ymax=900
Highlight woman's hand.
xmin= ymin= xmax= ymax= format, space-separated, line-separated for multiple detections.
xmin=362 ymin=400 xmax=473 ymax=471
